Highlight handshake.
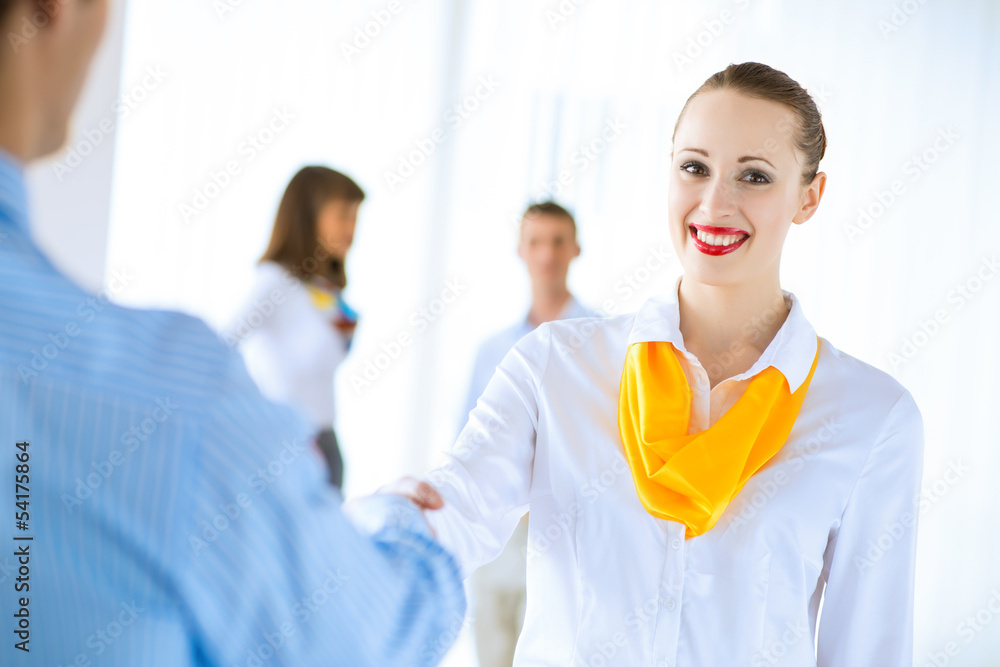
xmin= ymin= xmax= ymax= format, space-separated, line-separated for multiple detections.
xmin=343 ymin=476 xmax=447 ymax=538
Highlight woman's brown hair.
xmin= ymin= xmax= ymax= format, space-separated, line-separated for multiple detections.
xmin=672 ymin=62 xmax=827 ymax=185
xmin=259 ymin=165 xmax=365 ymax=289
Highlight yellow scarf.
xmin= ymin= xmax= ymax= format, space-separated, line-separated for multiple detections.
xmin=617 ymin=336 xmax=820 ymax=538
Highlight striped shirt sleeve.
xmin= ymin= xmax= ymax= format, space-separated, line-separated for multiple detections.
xmin=173 ymin=345 xmax=467 ymax=666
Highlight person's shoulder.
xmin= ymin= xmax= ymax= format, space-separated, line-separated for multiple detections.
xmin=255 ymin=259 xmax=289 ymax=279
xmin=816 ymin=336 xmax=923 ymax=428
xmin=817 ymin=336 xmax=906 ymax=394
xmin=250 ymin=260 xmax=295 ymax=292
xmin=0 ymin=238 xmax=287 ymax=428
xmin=507 ymin=311 xmax=635 ymax=371
xmin=96 ymin=301 xmax=246 ymax=398
xmin=542 ymin=310 xmax=635 ymax=345
xmin=94 ymin=304 xmax=313 ymax=447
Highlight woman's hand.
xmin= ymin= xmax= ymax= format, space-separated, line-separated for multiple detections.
xmin=377 ymin=476 xmax=444 ymax=509
xmin=376 ymin=476 xmax=445 ymax=537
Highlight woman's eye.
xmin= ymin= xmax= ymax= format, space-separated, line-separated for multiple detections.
xmin=679 ymin=162 xmax=771 ymax=184
xmin=743 ymin=169 xmax=771 ymax=184
xmin=680 ymin=161 xmax=706 ymax=175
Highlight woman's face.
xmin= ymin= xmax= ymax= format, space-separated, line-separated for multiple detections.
xmin=668 ymin=89 xmax=825 ymax=287
xmin=316 ymin=199 xmax=359 ymax=259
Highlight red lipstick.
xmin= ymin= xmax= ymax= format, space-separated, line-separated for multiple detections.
xmin=688 ymin=224 xmax=749 ymax=256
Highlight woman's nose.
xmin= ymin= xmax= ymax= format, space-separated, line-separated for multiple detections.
xmin=699 ymin=177 xmax=737 ymax=220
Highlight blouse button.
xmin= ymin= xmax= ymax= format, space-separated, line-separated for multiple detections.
xmin=664 ymin=596 xmax=677 ymax=611
xmin=657 ymin=659 xmax=670 ymax=667
xmin=670 ymin=538 xmax=681 ymax=550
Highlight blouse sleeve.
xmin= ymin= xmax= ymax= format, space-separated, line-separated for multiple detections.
xmin=422 ymin=323 xmax=552 ymax=579
xmin=816 ymin=389 xmax=925 ymax=666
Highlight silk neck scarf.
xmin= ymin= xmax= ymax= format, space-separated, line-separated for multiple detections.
xmin=305 ymin=279 xmax=359 ymax=349
xmin=617 ymin=335 xmax=820 ymax=538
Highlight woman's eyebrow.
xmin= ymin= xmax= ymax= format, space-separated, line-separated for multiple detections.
xmin=679 ymin=147 xmax=776 ymax=169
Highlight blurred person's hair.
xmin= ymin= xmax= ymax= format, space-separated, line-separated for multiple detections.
xmin=672 ymin=61 xmax=827 ymax=185
xmin=521 ymin=200 xmax=576 ymax=234
xmin=259 ymin=165 xmax=364 ymax=289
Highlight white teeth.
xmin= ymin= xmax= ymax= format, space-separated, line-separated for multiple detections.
xmin=695 ymin=229 xmax=745 ymax=246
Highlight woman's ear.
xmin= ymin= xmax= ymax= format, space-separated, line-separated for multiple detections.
xmin=792 ymin=171 xmax=827 ymax=225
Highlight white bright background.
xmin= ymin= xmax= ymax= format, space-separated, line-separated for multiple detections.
xmin=36 ymin=0 xmax=1000 ymax=664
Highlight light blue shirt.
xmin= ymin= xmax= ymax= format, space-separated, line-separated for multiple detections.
xmin=0 ymin=149 xmax=465 ymax=666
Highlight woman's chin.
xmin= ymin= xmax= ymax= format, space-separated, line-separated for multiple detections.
xmin=680 ymin=260 xmax=746 ymax=288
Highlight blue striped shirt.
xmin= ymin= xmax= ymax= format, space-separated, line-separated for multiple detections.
xmin=0 ymin=150 xmax=466 ymax=666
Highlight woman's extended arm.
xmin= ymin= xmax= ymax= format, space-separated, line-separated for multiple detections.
xmin=388 ymin=323 xmax=552 ymax=579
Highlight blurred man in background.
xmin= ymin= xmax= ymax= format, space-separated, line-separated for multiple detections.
xmin=460 ymin=201 xmax=597 ymax=667
xmin=0 ymin=0 xmax=463 ymax=664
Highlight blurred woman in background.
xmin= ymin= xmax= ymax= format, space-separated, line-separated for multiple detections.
xmin=224 ymin=165 xmax=363 ymax=489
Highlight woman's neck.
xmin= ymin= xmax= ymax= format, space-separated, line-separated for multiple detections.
xmin=677 ymin=274 xmax=789 ymax=387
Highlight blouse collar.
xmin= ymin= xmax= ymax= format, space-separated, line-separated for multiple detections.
xmin=627 ymin=274 xmax=819 ymax=393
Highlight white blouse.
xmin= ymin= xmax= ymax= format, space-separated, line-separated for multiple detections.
xmin=422 ymin=275 xmax=924 ymax=667
xmin=222 ymin=261 xmax=350 ymax=430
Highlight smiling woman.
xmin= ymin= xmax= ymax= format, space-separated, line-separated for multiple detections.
xmin=667 ymin=68 xmax=829 ymax=389
xmin=368 ymin=61 xmax=925 ymax=667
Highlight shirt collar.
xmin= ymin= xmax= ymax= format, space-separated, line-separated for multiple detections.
xmin=0 ymin=146 xmax=30 ymax=237
xmin=627 ymin=274 xmax=819 ymax=393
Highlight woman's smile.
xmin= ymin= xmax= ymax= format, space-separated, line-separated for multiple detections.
xmin=688 ymin=223 xmax=750 ymax=256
